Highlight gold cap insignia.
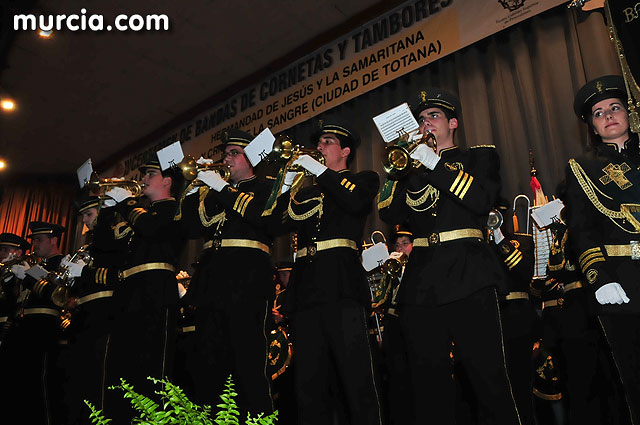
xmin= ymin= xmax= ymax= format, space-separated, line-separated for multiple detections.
xmin=596 ymin=80 xmax=603 ymax=93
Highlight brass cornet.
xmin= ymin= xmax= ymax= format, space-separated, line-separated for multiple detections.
xmin=381 ymin=130 xmax=437 ymax=180
xmin=88 ymin=172 xmax=143 ymax=199
xmin=269 ymin=135 xmax=325 ymax=175
xmin=179 ymin=155 xmax=231 ymax=184
xmin=0 ymin=253 xmax=38 ymax=281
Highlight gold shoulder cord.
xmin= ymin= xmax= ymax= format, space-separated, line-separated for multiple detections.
xmin=288 ymin=193 xmax=324 ymax=221
xmin=570 ymin=159 xmax=624 ymax=219
xmin=569 ymin=159 xmax=640 ymax=233
xmin=198 ymin=187 xmax=226 ymax=228
xmin=406 ymin=184 xmax=439 ymax=212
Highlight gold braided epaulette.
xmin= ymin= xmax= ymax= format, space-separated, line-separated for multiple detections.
xmin=469 ymin=144 xmax=496 ymax=149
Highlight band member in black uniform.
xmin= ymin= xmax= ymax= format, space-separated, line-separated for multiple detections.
xmin=0 ymin=221 xmax=66 ymax=424
xmin=378 ymin=88 xmax=521 ymax=424
xmin=0 ymin=232 xmax=31 ymax=343
xmin=269 ymin=261 xmax=297 ymax=425
xmin=180 ymin=129 xmax=274 ymax=417
xmin=68 ymin=158 xmax=186 ymax=423
xmin=61 ymin=194 xmax=132 ymax=424
xmin=263 ymin=120 xmax=383 ymax=425
xmin=490 ymin=210 xmax=537 ymax=425
xmin=380 ymin=225 xmax=413 ymax=425
xmin=530 ymin=210 xmax=604 ymax=425
xmin=565 ymin=75 xmax=640 ymax=423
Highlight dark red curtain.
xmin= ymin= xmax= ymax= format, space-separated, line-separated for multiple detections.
xmin=0 ymin=178 xmax=79 ymax=255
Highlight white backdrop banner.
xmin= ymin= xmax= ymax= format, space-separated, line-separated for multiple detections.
xmin=107 ymin=0 xmax=567 ymax=180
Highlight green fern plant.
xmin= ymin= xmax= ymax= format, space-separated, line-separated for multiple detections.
xmin=85 ymin=375 xmax=278 ymax=425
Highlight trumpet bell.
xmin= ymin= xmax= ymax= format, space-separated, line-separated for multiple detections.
xmin=51 ymin=285 xmax=70 ymax=307
xmin=179 ymin=155 xmax=231 ymax=182
xmin=381 ymin=131 xmax=436 ymax=179
xmin=381 ymin=253 xmax=408 ymax=276
xmin=88 ymin=172 xmax=143 ymax=199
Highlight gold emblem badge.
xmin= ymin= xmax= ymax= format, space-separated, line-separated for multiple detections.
xmin=428 ymin=233 xmax=440 ymax=245
xmin=444 ymin=162 xmax=463 ymax=172
xmin=600 ymin=163 xmax=632 ymax=190
xmin=308 ymin=244 xmax=317 ymax=257
xmin=586 ymin=269 xmax=598 ymax=284
xmin=596 ymin=80 xmax=603 ymax=93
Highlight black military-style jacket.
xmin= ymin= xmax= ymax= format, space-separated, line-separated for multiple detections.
xmin=181 ymin=175 xmax=275 ymax=306
xmin=81 ymin=197 xmax=185 ymax=311
xmin=378 ymin=145 xmax=507 ymax=307
xmin=494 ymin=232 xmax=534 ymax=298
xmin=267 ymin=168 xmax=380 ymax=312
xmin=71 ymin=207 xmax=132 ymax=331
xmin=564 ymin=135 xmax=640 ymax=313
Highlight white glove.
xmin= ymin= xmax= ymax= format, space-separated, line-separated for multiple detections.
xmin=595 ymin=282 xmax=630 ymax=305
xmin=60 ymin=254 xmax=73 ymax=268
xmin=11 ymin=263 xmax=30 ymax=280
xmin=292 ymin=155 xmax=327 ymax=176
xmin=389 ymin=251 xmax=404 ymax=261
xmin=1 ymin=253 xmax=17 ymax=263
xmin=196 ymin=156 xmax=214 ymax=165
xmin=410 ymin=144 xmax=440 ymax=170
xmin=103 ymin=187 xmax=134 ymax=207
xmin=493 ymin=228 xmax=505 ymax=244
xmin=65 ymin=259 xmax=86 ymax=279
xmin=281 ymin=171 xmax=300 ymax=194
xmin=197 ymin=170 xmax=229 ymax=192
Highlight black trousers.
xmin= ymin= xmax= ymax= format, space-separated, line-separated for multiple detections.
xmin=291 ymin=300 xmax=383 ymax=425
xmin=401 ymin=287 xmax=522 ymax=425
xmin=380 ymin=312 xmax=413 ymax=425
xmin=105 ymin=305 xmax=177 ymax=423
xmin=599 ymin=314 xmax=640 ymax=425
xmin=191 ymin=298 xmax=273 ymax=417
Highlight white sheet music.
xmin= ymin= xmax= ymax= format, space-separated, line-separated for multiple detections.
xmin=372 ymin=103 xmax=420 ymax=143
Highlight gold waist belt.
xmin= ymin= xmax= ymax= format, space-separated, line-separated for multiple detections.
xmin=413 ymin=228 xmax=484 ymax=247
xmin=504 ymin=291 xmax=529 ymax=301
xmin=22 ymin=307 xmax=60 ymax=317
xmin=563 ymin=281 xmax=583 ymax=293
xmin=296 ymin=239 xmax=358 ymax=258
xmin=203 ymin=239 xmax=271 ymax=255
xmin=77 ymin=290 xmax=114 ymax=306
xmin=121 ymin=262 xmax=175 ymax=280
xmin=542 ymin=299 xmax=563 ymax=310
xmin=605 ymin=243 xmax=640 ymax=259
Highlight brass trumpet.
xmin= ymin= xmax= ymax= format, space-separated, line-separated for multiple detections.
xmin=381 ymin=130 xmax=437 ymax=180
xmin=88 ymin=172 xmax=143 ymax=199
xmin=381 ymin=253 xmax=408 ymax=277
xmin=179 ymin=155 xmax=231 ymax=183
xmin=269 ymin=135 xmax=325 ymax=175
xmin=48 ymin=245 xmax=92 ymax=307
xmin=0 ymin=253 xmax=38 ymax=281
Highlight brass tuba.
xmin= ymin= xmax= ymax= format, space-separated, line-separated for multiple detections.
xmin=179 ymin=155 xmax=231 ymax=184
xmin=88 ymin=171 xmax=143 ymax=199
xmin=381 ymin=130 xmax=436 ymax=180
xmin=269 ymin=135 xmax=325 ymax=175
